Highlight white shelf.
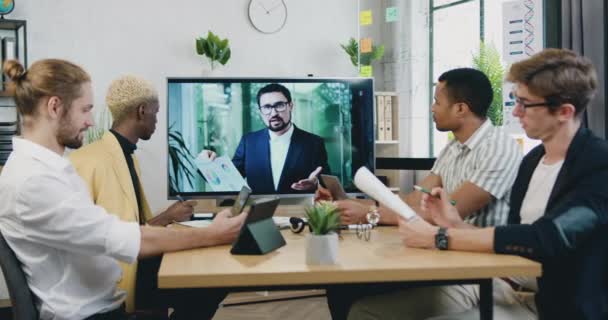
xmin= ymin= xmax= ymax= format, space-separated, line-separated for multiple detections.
xmin=375 ymin=140 xmax=399 ymax=145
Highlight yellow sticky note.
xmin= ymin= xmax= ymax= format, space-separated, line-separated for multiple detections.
xmin=360 ymin=65 xmax=373 ymax=77
xmin=360 ymin=10 xmax=372 ymax=26
xmin=360 ymin=38 xmax=372 ymax=53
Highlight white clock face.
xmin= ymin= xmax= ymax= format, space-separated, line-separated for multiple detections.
xmin=248 ymin=0 xmax=288 ymax=34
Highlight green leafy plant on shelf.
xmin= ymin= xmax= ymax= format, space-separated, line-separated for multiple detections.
xmin=84 ymin=108 xmax=112 ymax=145
xmin=472 ymin=42 xmax=505 ymax=126
xmin=168 ymin=124 xmax=199 ymax=194
xmin=196 ymin=31 xmax=231 ymax=70
xmin=340 ymin=37 xmax=385 ymax=67
xmin=305 ymin=201 xmax=341 ymax=235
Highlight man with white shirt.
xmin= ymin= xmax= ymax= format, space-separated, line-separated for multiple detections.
xmin=203 ymin=83 xmax=330 ymax=194
xmin=324 ymin=68 xmax=522 ymax=320
xmin=353 ymin=49 xmax=608 ymax=319
xmin=0 ymin=58 xmax=246 ymax=320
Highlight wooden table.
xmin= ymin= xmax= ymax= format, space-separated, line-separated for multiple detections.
xmin=159 ymin=227 xmax=541 ymax=320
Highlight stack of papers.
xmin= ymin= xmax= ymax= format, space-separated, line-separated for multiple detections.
xmin=176 ymin=220 xmax=213 ymax=228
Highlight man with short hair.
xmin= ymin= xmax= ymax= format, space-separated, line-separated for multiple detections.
xmin=327 ymin=68 xmax=521 ymax=228
xmin=325 ymin=68 xmax=522 ymax=320
xmin=0 ymin=59 xmax=245 ymax=320
xmin=202 ymin=83 xmax=330 ymax=193
xmin=70 ymin=75 xmax=222 ymax=316
xmin=351 ymin=49 xmax=608 ymax=320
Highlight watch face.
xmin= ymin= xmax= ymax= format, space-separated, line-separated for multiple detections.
xmin=437 ymin=237 xmax=448 ymax=250
xmin=436 ymin=228 xmax=448 ymax=250
xmin=248 ymin=0 xmax=288 ymax=34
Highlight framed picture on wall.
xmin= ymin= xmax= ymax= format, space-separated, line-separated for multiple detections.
xmin=1 ymin=37 xmax=17 ymax=92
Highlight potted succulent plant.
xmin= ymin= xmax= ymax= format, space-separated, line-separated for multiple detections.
xmin=195 ymin=31 xmax=231 ymax=70
xmin=305 ymin=201 xmax=341 ymax=265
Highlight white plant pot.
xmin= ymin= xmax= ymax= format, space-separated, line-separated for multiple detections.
xmin=306 ymin=233 xmax=339 ymax=265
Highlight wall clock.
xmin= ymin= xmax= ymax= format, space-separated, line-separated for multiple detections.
xmin=248 ymin=0 xmax=288 ymax=34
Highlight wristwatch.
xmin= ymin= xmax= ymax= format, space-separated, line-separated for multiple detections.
xmin=366 ymin=205 xmax=380 ymax=226
xmin=435 ymin=227 xmax=449 ymax=250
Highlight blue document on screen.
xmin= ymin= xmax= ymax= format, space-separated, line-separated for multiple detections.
xmin=195 ymin=156 xmax=248 ymax=191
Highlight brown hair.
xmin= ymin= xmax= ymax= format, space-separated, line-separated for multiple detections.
xmin=3 ymin=59 xmax=91 ymax=116
xmin=506 ymin=48 xmax=597 ymax=115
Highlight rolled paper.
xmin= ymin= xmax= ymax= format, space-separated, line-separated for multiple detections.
xmin=353 ymin=167 xmax=417 ymax=220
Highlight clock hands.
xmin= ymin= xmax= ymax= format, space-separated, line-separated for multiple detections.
xmin=257 ymin=1 xmax=270 ymax=14
xmin=267 ymin=0 xmax=285 ymax=13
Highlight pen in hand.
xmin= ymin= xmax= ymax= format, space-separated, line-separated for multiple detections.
xmin=176 ymin=195 xmax=186 ymax=202
xmin=414 ymin=185 xmax=457 ymax=206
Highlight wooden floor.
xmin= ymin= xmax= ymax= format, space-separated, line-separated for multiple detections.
xmin=213 ymin=296 xmax=331 ymax=320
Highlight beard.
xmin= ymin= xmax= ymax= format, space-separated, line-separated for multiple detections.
xmin=267 ymin=116 xmax=290 ymax=132
xmin=57 ymin=115 xmax=85 ymax=149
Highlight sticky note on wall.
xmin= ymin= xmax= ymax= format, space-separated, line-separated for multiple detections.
xmin=360 ymin=10 xmax=372 ymax=25
xmin=360 ymin=65 xmax=373 ymax=77
xmin=360 ymin=38 xmax=372 ymax=53
xmin=386 ymin=7 xmax=398 ymax=22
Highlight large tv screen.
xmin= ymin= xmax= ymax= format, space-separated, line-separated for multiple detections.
xmin=167 ymin=77 xmax=374 ymax=197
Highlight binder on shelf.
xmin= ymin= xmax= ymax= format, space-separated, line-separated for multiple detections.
xmin=384 ymin=95 xmax=393 ymax=141
xmin=376 ymin=95 xmax=386 ymax=140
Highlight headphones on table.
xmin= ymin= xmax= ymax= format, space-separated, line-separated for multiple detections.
xmin=289 ymin=217 xmax=309 ymax=233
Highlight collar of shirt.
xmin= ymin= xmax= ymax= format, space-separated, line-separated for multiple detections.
xmin=268 ymin=123 xmax=295 ymax=143
xmin=12 ymin=137 xmax=72 ymax=171
xmin=449 ymin=119 xmax=492 ymax=155
xmin=110 ymin=129 xmax=137 ymax=155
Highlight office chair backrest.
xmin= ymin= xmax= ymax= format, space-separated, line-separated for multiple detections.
xmin=0 ymin=231 xmax=38 ymax=320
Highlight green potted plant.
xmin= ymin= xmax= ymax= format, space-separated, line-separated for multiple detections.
xmin=84 ymin=108 xmax=112 ymax=144
xmin=340 ymin=37 xmax=385 ymax=67
xmin=195 ymin=31 xmax=231 ymax=70
xmin=305 ymin=201 xmax=341 ymax=265
xmin=168 ymin=124 xmax=199 ymax=194
xmin=472 ymin=42 xmax=505 ymax=126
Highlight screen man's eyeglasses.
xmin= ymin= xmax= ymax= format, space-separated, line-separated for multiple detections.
xmin=259 ymin=101 xmax=289 ymax=115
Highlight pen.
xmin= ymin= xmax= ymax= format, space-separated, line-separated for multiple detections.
xmin=340 ymin=224 xmax=373 ymax=230
xmin=176 ymin=195 xmax=185 ymax=202
xmin=413 ymin=185 xmax=457 ymax=206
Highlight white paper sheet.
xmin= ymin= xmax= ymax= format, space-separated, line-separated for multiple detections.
xmin=353 ymin=167 xmax=417 ymax=220
xmin=195 ymin=155 xmax=248 ymax=192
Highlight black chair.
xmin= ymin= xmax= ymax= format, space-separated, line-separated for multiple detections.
xmin=0 ymin=231 xmax=38 ymax=320
xmin=571 ymin=226 xmax=608 ymax=319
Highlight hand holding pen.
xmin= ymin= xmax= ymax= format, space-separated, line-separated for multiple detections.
xmin=168 ymin=195 xmax=197 ymax=222
xmin=414 ymin=185 xmax=457 ymax=206
xmin=418 ymin=186 xmax=465 ymax=229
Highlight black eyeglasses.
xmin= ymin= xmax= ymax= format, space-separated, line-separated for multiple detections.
xmin=514 ymin=98 xmax=555 ymax=109
xmin=259 ymin=101 xmax=289 ymax=115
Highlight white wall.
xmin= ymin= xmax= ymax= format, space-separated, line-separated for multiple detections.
xmin=11 ymin=0 xmax=358 ymax=212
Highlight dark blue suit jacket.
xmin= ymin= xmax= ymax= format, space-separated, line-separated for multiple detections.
xmin=232 ymin=125 xmax=330 ymax=194
xmin=494 ymin=127 xmax=608 ymax=319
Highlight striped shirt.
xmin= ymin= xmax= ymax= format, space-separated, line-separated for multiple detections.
xmin=431 ymin=120 xmax=522 ymax=227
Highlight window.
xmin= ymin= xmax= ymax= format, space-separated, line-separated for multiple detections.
xmin=429 ymin=0 xmax=483 ymax=156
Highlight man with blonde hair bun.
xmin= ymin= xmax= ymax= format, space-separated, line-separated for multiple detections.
xmin=70 ymin=75 xmax=227 ymax=319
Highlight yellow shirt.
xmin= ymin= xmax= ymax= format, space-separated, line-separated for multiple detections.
xmin=69 ymin=132 xmax=153 ymax=312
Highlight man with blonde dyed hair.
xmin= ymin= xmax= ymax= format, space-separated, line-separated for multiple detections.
xmin=70 ymin=75 xmax=227 ymax=319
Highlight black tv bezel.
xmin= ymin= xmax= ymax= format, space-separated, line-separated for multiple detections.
xmin=166 ymin=76 xmax=375 ymax=199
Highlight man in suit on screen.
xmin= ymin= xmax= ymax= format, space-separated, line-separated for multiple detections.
xmin=203 ymin=83 xmax=330 ymax=194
